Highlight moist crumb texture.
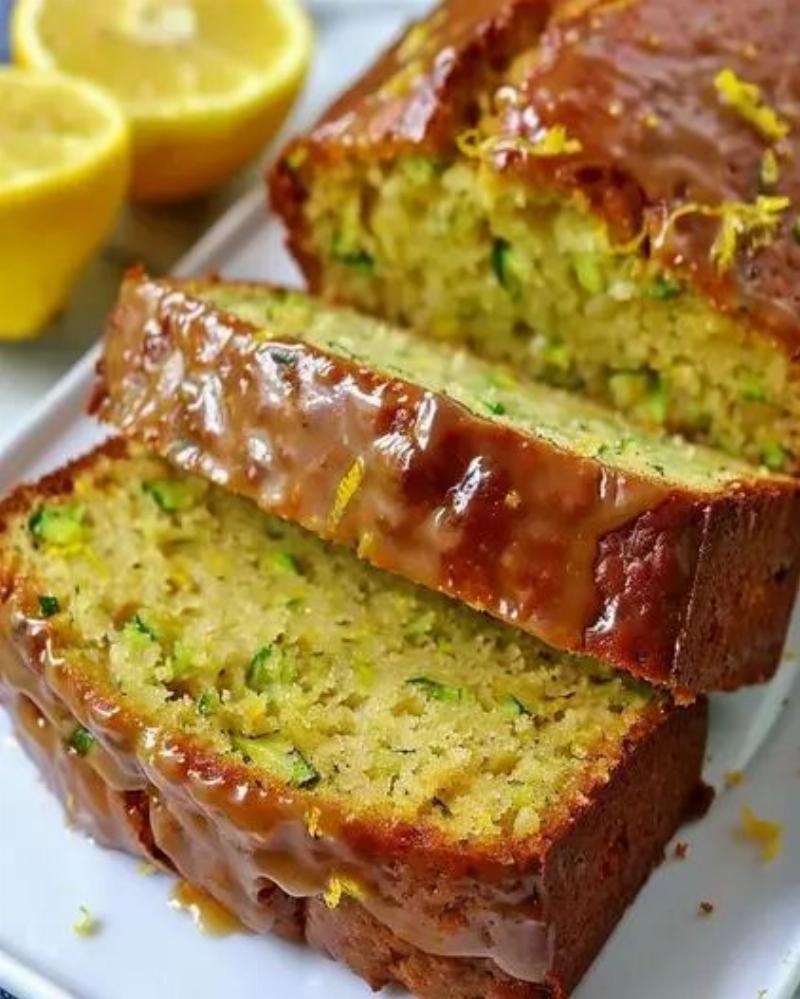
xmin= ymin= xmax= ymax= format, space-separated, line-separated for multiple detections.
xmin=5 ymin=448 xmax=653 ymax=842
xmin=196 ymin=280 xmax=764 ymax=492
xmin=0 ymin=447 xmax=709 ymax=997
xmin=272 ymin=0 xmax=800 ymax=472
xmin=97 ymin=274 xmax=800 ymax=696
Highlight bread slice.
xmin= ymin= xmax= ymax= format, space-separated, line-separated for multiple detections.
xmin=0 ymin=441 xmax=707 ymax=999
xmin=271 ymin=0 xmax=800 ymax=472
xmin=95 ymin=272 xmax=800 ymax=698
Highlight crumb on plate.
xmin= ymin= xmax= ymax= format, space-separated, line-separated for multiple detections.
xmin=73 ymin=905 xmax=101 ymax=937
xmin=739 ymin=805 xmax=783 ymax=862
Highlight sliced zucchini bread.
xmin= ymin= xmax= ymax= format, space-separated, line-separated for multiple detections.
xmin=0 ymin=441 xmax=708 ymax=999
xmin=95 ymin=273 xmax=800 ymax=697
xmin=271 ymin=0 xmax=800 ymax=472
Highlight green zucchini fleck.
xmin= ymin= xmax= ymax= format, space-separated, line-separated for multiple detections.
xmin=332 ymin=233 xmax=374 ymax=273
xmin=404 ymin=156 xmax=442 ymax=182
xmin=38 ymin=595 xmax=60 ymax=618
xmin=235 ymin=737 xmax=320 ymax=789
xmin=28 ymin=504 xmax=85 ymax=547
xmin=245 ymin=645 xmax=278 ymax=694
xmin=484 ymin=399 xmax=507 ymax=416
xmin=572 ymin=253 xmax=605 ymax=296
xmin=505 ymin=693 xmax=531 ymax=717
xmin=491 ymin=238 xmax=514 ymax=290
xmin=68 ymin=726 xmax=96 ymax=757
xmin=273 ymin=551 xmax=302 ymax=575
xmin=126 ymin=613 xmax=157 ymax=641
xmin=647 ymin=276 xmax=683 ymax=300
xmin=406 ymin=676 xmax=463 ymax=703
xmin=761 ymin=442 xmax=788 ymax=472
xmin=197 ymin=690 xmax=218 ymax=716
xmin=143 ymin=479 xmax=198 ymax=513
xmin=738 ymin=373 xmax=768 ymax=404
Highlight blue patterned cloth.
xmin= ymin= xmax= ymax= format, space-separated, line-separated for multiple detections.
xmin=1 ymin=0 xmax=10 ymax=61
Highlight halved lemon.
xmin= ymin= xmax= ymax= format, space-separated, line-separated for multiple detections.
xmin=13 ymin=0 xmax=313 ymax=203
xmin=0 ymin=68 xmax=130 ymax=339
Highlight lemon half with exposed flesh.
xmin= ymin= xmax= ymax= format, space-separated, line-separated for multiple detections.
xmin=13 ymin=0 xmax=313 ymax=203
xmin=0 ymin=68 xmax=129 ymax=339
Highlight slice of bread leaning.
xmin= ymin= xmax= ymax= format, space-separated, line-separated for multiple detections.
xmin=271 ymin=0 xmax=800 ymax=473
xmin=95 ymin=272 xmax=800 ymax=698
xmin=0 ymin=441 xmax=707 ymax=999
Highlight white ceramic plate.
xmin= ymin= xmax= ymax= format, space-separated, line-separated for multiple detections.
xmin=2 ymin=54 xmax=800 ymax=999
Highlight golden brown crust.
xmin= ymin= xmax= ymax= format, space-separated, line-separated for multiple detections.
xmin=0 ymin=444 xmax=708 ymax=996
xmin=94 ymin=273 xmax=800 ymax=696
xmin=272 ymin=0 xmax=800 ymax=350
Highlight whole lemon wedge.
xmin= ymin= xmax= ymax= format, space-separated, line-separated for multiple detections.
xmin=13 ymin=0 xmax=313 ymax=203
xmin=0 ymin=68 xmax=130 ymax=340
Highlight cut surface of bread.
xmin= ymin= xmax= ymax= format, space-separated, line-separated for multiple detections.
xmin=0 ymin=442 xmax=708 ymax=998
xmin=271 ymin=0 xmax=800 ymax=472
xmin=96 ymin=273 xmax=800 ymax=696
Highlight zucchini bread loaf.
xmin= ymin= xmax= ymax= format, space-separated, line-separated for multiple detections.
xmin=95 ymin=272 xmax=800 ymax=697
xmin=271 ymin=0 xmax=800 ymax=472
xmin=0 ymin=441 xmax=708 ymax=999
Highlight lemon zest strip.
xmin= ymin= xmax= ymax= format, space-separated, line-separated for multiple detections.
xmin=328 ymin=458 xmax=366 ymax=530
xmin=714 ymin=69 xmax=789 ymax=141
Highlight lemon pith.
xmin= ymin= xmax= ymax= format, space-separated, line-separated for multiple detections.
xmin=13 ymin=0 xmax=313 ymax=202
xmin=0 ymin=68 xmax=129 ymax=340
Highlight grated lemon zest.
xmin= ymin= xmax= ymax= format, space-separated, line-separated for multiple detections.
xmin=73 ymin=906 xmax=101 ymax=937
xmin=655 ymin=196 xmax=789 ymax=271
xmin=328 ymin=458 xmax=366 ymax=530
xmin=323 ymin=875 xmax=365 ymax=909
xmin=457 ymin=125 xmax=583 ymax=162
xmin=305 ymin=807 xmax=322 ymax=839
xmin=760 ymin=148 xmax=779 ymax=188
xmin=357 ymin=530 xmax=375 ymax=557
xmin=714 ymin=68 xmax=789 ymax=141
xmin=739 ymin=805 xmax=782 ymax=862
xmin=286 ymin=145 xmax=308 ymax=171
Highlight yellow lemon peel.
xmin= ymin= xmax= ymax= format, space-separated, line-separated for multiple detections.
xmin=328 ymin=458 xmax=366 ymax=530
xmin=457 ymin=125 xmax=583 ymax=161
xmin=73 ymin=906 xmax=101 ymax=937
xmin=305 ymin=807 xmax=322 ymax=839
xmin=760 ymin=148 xmax=779 ymax=188
xmin=714 ymin=68 xmax=789 ymax=142
xmin=323 ymin=875 xmax=366 ymax=910
xmin=656 ymin=196 xmax=789 ymax=270
xmin=724 ymin=770 xmax=745 ymax=788
xmin=739 ymin=805 xmax=782 ymax=862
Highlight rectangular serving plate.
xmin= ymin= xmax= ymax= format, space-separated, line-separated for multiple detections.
xmin=2 ymin=120 xmax=800 ymax=999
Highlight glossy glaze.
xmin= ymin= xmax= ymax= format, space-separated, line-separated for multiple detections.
xmin=279 ymin=0 xmax=800 ymax=350
xmin=0 ymin=442 xmax=709 ymax=995
xmin=502 ymin=0 xmax=800 ymax=347
xmin=97 ymin=276 xmax=800 ymax=695
xmin=0 ymin=601 xmax=551 ymax=983
xmin=310 ymin=0 xmax=550 ymax=153
xmin=169 ymin=882 xmax=244 ymax=937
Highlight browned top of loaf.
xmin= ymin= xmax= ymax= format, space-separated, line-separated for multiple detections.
xmin=94 ymin=273 xmax=800 ymax=697
xmin=277 ymin=0 xmax=800 ymax=352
